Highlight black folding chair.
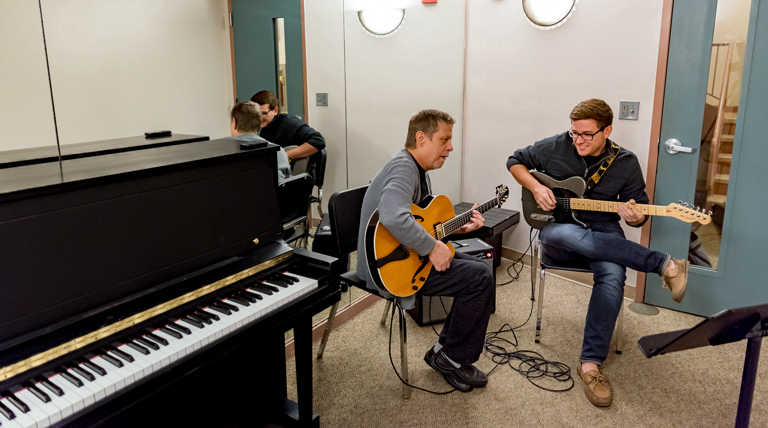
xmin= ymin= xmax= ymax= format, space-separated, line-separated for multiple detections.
xmin=276 ymin=173 xmax=314 ymax=247
xmin=315 ymin=185 xmax=413 ymax=399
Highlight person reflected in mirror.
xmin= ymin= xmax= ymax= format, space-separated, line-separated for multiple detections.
xmin=228 ymin=101 xmax=290 ymax=183
xmin=507 ymin=98 xmax=690 ymax=408
xmin=357 ymin=109 xmax=495 ymax=393
xmin=250 ymin=90 xmax=326 ymax=175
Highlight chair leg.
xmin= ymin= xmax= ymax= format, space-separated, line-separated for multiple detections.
xmin=397 ymin=304 xmax=411 ymax=400
xmin=615 ymin=299 xmax=624 ymax=354
xmin=530 ymin=239 xmax=540 ymax=301
xmin=381 ymin=300 xmax=392 ymax=325
xmin=316 ymin=301 xmax=339 ymax=359
xmin=535 ymin=267 xmax=546 ymax=344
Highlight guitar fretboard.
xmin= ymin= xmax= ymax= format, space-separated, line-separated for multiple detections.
xmin=438 ymin=196 xmax=500 ymax=239
xmin=566 ymin=198 xmax=670 ymax=217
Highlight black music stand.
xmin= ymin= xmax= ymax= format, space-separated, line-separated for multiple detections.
xmin=638 ymin=303 xmax=768 ymax=428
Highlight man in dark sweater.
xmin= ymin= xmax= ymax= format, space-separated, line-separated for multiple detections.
xmin=250 ymin=90 xmax=326 ymax=168
xmin=507 ymin=98 xmax=690 ymax=408
xmin=357 ymin=109 xmax=495 ymax=393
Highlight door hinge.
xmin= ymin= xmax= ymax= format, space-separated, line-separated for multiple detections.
xmin=229 ymin=13 xmax=233 ymax=27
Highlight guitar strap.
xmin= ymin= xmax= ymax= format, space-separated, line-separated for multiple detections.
xmin=585 ymin=140 xmax=621 ymax=192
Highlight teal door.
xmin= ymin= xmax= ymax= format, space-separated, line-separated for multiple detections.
xmin=646 ymin=0 xmax=768 ymax=316
xmin=231 ymin=0 xmax=305 ymax=119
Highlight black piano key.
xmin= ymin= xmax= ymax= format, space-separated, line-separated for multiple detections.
xmin=82 ymin=354 xmax=108 ymax=375
xmin=125 ymin=341 xmax=150 ymax=355
xmin=23 ymin=383 xmax=50 ymax=403
xmin=228 ymin=295 xmax=250 ymax=306
xmin=99 ymin=352 xmax=124 ymax=368
xmin=188 ymin=313 xmax=211 ymax=325
xmin=59 ymin=369 xmax=83 ymax=387
xmin=282 ymin=273 xmax=300 ymax=283
xmin=144 ymin=331 xmax=169 ymax=346
xmin=267 ymin=278 xmax=289 ymax=288
xmin=217 ymin=301 xmax=239 ymax=312
xmin=166 ymin=321 xmax=192 ymax=335
xmin=241 ymin=290 xmax=263 ymax=301
xmin=36 ymin=377 xmax=63 ymax=397
xmin=180 ymin=316 xmax=204 ymax=329
xmin=274 ymin=273 xmax=296 ymax=284
xmin=107 ymin=346 xmax=135 ymax=363
xmin=207 ymin=304 xmax=231 ymax=316
xmin=250 ymin=285 xmax=273 ymax=296
xmin=135 ymin=336 xmax=160 ymax=350
xmin=198 ymin=309 xmax=219 ymax=321
xmin=3 ymin=394 xmax=29 ymax=414
xmin=237 ymin=292 xmax=257 ymax=304
xmin=0 ymin=399 xmax=14 ymax=420
xmin=159 ymin=326 xmax=183 ymax=339
xmin=259 ymin=283 xmax=280 ymax=293
xmin=70 ymin=365 xmax=96 ymax=381
xmin=194 ymin=311 xmax=215 ymax=323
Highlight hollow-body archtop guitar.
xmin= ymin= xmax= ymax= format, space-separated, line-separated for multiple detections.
xmin=365 ymin=185 xmax=509 ymax=297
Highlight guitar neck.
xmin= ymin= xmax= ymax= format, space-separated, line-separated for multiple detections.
xmin=568 ymin=198 xmax=669 ymax=217
xmin=439 ymin=196 xmax=499 ymax=238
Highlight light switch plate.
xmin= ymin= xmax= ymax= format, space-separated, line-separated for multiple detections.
xmin=316 ymin=93 xmax=328 ymax=106
xmin=619 ymin=101 xmax=639 ymax=120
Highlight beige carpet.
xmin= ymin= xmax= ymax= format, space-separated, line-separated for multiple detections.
xmin=284 ymin=258 xmax=767 ymax=428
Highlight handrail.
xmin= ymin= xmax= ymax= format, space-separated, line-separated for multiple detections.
xmin=706 ymin=41 xmax=735 ymax=209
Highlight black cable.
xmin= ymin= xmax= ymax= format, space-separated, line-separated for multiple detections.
xmin=387 ymin=300 xmax=457 ymax=395
xmin=496 ymin=228 xmax=537 ymax=286
xmin=482 ymin=228 xmax=573 ymax=392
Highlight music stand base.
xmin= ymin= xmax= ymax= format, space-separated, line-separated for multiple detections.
xmin=736 ymin=335 xmax=762 ymax=428
xmin=629 ymin=302 xmax=660 ymax=316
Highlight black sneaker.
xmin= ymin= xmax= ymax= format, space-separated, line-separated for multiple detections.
xmin=424 ymin=348 xmax=475 ymax=393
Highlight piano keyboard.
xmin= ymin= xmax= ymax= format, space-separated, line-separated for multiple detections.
xmin=0 ymin=272 xmax=318 ymax=428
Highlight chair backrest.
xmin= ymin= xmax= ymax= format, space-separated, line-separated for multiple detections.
xmin=327 ymin=185 xmax=368 ymax=257
xmin=277 ymin=173 xmax=314 ymax=228
xmin=310 ymin=149 xmax=327 ymax=188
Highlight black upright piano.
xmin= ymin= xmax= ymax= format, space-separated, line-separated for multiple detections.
xmin=0 ymin=137 xmax=339 ymax=428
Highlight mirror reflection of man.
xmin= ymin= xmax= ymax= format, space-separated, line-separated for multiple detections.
xmin=228 ymin=101 xmax=290 ymax=183
xmin=250 ymin=90 xmax=326 ymax=172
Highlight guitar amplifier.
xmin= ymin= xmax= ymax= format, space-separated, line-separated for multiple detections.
xmin=407 ymin=238 xmax=496 ymax=326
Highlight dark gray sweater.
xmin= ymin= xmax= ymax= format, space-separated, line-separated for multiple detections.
xmin=507 ymin=131 xmax=649 ymax=226
xmin=356 ymin=149 xmax=435 ymax=300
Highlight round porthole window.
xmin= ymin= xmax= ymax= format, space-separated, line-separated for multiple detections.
xmin=522 ymin=0 xmax=577 ymax=29
xmin=358 ymin=8 xmax=405 ymax=37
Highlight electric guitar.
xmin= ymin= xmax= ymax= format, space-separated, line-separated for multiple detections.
xmin=364 ymin=185 xmax=509 ymax=297
xmin=521 ymin=171 xmax=711 ymax=229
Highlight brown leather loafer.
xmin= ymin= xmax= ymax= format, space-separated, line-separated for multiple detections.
xmin=576 ymin=364 xmax=612 ymax=407
xmin=662 ymin=258 xmax=689 ymax=303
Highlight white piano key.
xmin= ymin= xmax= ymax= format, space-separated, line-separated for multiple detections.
xmin=103 ymin=352 xmax=142 ymax=386
xmin=0 ymin=410 xmax=23 ymax=428
xmin=78 ymin=363 xmax=115 ymax=397
xmin=90 ymin=356 xmax=127 ymax=392
xmin=14 ymin=389 xmax=52 ymax=427
xmin=67 ymin=368 xmax=106 ymax=403
xmin=46 ymin=374 xmax=86 ymax=413
xmin=115 ymin=345 xmax=155 ymax=379
xmin=32 ymin=380 xmax=74 ymax=420
xmin=0 ymin=396 xmax=29 ymax=428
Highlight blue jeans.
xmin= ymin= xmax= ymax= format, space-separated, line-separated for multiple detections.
xmin=539 ymin=221 xmax=668 ymax=365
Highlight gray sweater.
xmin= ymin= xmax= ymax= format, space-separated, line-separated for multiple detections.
xmin=229 ymin=133 xmax=291 ymax=182
xmin=356 ymin=149 xmax=436 ymax=302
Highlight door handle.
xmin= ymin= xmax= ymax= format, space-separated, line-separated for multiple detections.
xmin=664 ymin=139 xmax=697 ymax=155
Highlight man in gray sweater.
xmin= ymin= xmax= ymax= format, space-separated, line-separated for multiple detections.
xmin=356 ymin=109 xmax=495 ymax=393
xmin=227 ymin=101 xmax=291 ymax=183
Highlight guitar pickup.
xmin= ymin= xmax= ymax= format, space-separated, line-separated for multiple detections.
xmin=530 ymin=214 xmax=555 ymax=222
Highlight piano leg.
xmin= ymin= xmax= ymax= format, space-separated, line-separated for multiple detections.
xmin=277 ymin=315 xmax=319 ymax=428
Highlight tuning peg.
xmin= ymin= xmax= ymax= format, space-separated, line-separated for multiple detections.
xmin=695 ymin=206 xmax=700 ymax=211
xmin=679 ymin=200 xmax=683 ymax=204
xmin=709 ymin=210 xmax=713 ymax=216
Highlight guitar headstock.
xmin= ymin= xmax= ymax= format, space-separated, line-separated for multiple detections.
xmin=665 ymin=202 xmax=712 ymax=225
xmin=495 ymin=184 xmax=509 ymax=207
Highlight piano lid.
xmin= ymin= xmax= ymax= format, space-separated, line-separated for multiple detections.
xmin=0 ymin=133 xmax=209 ymax=170
xmin=0 ymin=138 xmax=284 ymax=352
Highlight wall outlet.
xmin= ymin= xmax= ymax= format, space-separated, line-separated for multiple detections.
xmin=316 ymin=93 xmax=328 ymax=106
xmin=619 ymin=101 xmax=639 ymax=120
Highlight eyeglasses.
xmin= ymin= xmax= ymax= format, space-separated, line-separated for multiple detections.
xmin=568 ymin=126 xmax=605 ymax=142
xmin=260 ymin=110 xmax=273 ymax=116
